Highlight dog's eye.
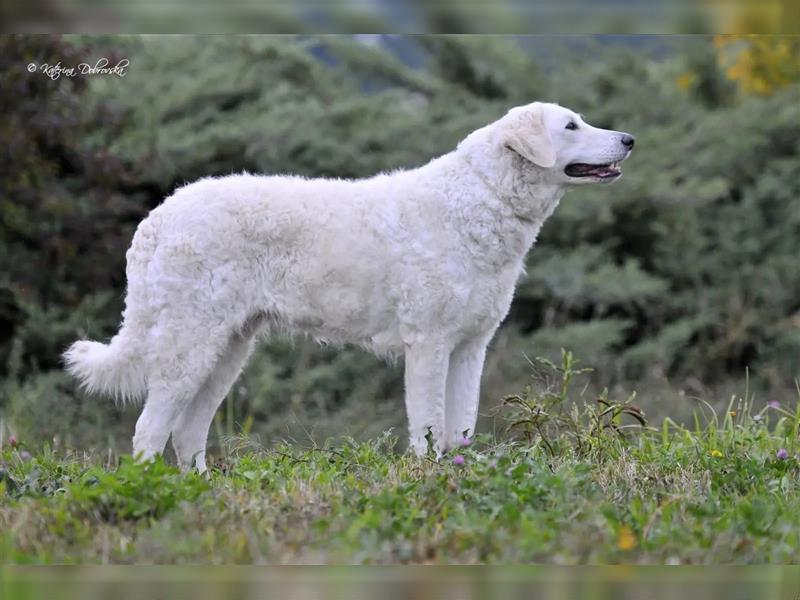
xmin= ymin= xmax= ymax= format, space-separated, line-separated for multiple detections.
xmin=565 ymin=121 xmax=578 ymax=130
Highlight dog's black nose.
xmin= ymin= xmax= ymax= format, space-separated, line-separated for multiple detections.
xmin=621 ymin=134 xmax=635 ymax=149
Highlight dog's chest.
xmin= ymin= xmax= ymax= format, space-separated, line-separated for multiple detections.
xmin=383 ymin=247 xmax=523 ymax=346
xmin=444 ymin=256 xmax=521 ymax=328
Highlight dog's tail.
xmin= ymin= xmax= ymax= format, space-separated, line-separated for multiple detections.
xmin=65 ymin=210 xmax=162 ymax=403
xmin=63 ymin=325 xmax=147 ymax=404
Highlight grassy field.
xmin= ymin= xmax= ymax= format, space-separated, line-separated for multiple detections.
xmin=1 ymin=354 xmax=798 ymax=565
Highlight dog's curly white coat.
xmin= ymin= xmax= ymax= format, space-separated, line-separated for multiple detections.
xmin=65 ymin=102 xmax=633 ymax=471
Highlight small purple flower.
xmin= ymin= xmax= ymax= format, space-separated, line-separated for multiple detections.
xmin=768 ymin=401 xmax=780 ymax=409
xmin=777 ymin=448 xmax=789 ymax=460
xmin=459 ymin=437 xmax=472 ymax=447
xmin=453 ymin=454 xmax=465 ymax=466
xmin=8 ymin=435 xmax=17 ymax=447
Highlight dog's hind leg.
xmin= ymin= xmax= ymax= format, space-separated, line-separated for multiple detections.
xmin=132 ymin=379 xmax=200 ymax=463
xmin=131 ymin=314 xmax=235 ymax=463
xmin=170 ymin=328 xmax=257 ymax=472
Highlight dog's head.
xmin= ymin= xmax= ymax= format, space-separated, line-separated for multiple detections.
xmin=499 ymin=102 xmax=634 ymax=185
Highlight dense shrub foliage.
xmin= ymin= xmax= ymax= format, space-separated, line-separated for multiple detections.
xmin=0 ymin=35 xmax=797 ymax=450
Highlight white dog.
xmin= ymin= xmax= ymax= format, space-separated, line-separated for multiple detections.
xmin=65 ymin=102 xmax=633 ymax=471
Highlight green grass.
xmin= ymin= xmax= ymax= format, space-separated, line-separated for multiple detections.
xmin=1 ymin=353 xmax=798 ymax=564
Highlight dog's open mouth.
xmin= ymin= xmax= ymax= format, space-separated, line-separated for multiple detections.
xmin=564 ymin=162 xmax=622 ymax=179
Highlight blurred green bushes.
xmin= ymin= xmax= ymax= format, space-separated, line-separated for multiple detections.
xmin=0 ymin=35 xmax=798 ymax=450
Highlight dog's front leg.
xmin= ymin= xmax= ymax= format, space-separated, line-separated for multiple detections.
xmin=403 ymin=341 xmax=449 ymax=456
xmin=444 ymin=334 xmax=491 ymax=450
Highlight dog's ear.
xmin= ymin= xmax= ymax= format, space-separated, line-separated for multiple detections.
xmin=503 ymin=104 xmax=556 ymax=168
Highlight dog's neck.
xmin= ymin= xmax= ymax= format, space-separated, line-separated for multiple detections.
xmin=456 ymin=135 xmax=565 ymax=222
xmin=434 ymin=149 xmax=566 ymax=270
xmin=499 ymin=154 xmax=565 ymax=224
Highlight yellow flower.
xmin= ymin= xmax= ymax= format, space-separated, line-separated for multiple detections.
xmin=617 ymin=526 xmax=637 ymax=551
xmin=676 ymin=72 xmax=696 ymax=91
xmin=713 ymin=36 xmax=729 ymax=50
xmin=710 ymin=449 xmax=723 ymax=458
xmin=729 ymin=411 xmax=737 ymax=417
xmin=727 ymin=65 xmax=743 ymax=79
